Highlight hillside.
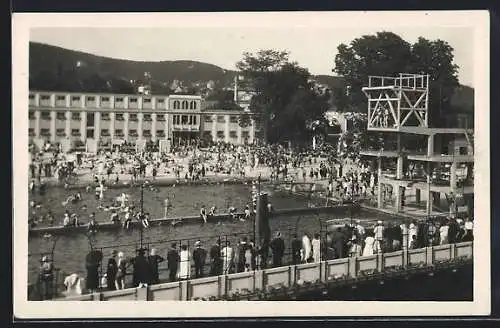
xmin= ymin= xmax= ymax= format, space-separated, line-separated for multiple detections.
xmin=29 ymin=42 xmax=237 ymax=94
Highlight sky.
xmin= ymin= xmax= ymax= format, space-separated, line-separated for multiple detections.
xmin=30 ymin=26 xmax=474 ymax=87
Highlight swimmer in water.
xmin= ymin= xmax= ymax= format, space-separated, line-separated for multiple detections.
xmin=243 ymin=206 xmax=251 ymax=221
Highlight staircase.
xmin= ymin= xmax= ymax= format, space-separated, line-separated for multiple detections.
xmin=464 ymin=130 xmax=474 ymax=152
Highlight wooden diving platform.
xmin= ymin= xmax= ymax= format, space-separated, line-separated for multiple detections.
xmin=359 ymin=150 xmax=401 ymax=158
xmin=406 ymin=154 xmax=474 ymax=163
xmin=28 ymin=204 xmax=360 ymax=237
xmin=367 ymin=126 xmax=474 ymax=136
xmin=378 ymin=176 xmax=474 ymax=194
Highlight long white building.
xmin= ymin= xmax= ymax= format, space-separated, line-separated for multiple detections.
xmin=28 ymin=91 xmax=256 ymax=152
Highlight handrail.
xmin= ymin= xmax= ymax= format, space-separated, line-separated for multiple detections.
xmin=54 ymin=241 xmax=473 ymax=301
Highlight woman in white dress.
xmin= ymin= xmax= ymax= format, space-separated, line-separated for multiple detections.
xmin=409 ymin=221 xmax=418 ymax=244
xmin=221 ymin=241 xmax=234 ymax=274
xmin=363 ymin=234 xmax=375 ymax=256
xmin=177 ymin=245 xmax=190 ymax=280
xmin=301 ymin=233 xmax=312 ymax=263
xmin=311 ymin=233 xmax=321 ymax=263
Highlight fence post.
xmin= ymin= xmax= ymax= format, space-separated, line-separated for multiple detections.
xmin=348 ymin=257 xmax=357 ymax=278
xmin=377 ymin=253 xmax=384 ymax=272
xmin=426 ymin=246 xmax=434 ymax=266
xmin=402 ymin=244 xmax=409 ymax=268
xmin=450 ymin=243 xmax=456 ymax=260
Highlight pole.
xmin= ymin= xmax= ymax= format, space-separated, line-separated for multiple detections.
xmin=140 ymin=183 xmax=144 ymax=249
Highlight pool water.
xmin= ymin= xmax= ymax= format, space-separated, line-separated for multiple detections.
xmin=27 ymin=184 xmax=394 ymax=283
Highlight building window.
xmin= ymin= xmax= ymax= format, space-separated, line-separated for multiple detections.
xmin=56 ymin=95 xmax=66 ymax=101
xmin=204 ymin=115 xmax=213 ymax=123
xmin=115 ymin=113 xmax=124 ymax=121
xmin=116 ymin=97 xmax=123 ymax=103
xmin=87 ymin=96 xmax=95 ymax=102
xmin=156 ymin=114 xmax=165 ymax=121
xmin=203 ymin=131 xmax=212 ymax=138
xmin=40 ymin=128 xmax=50 ymax=136
xmin=129 ymin=98 xmax=138 ymax=103
xmin=230 ymin=116 xmax=238 ymax=123
xmin=217 ymin=115 xmax=225 ymax=123
xmin=29 ymin=94 xmax=35 ymax=100
xmin=71 ymin=129 xmax=81 ymax=136
xmin=29 ymin=111 xmax=35 ymax=120
xmin=28 ymin=128 xmax=35 ymax=136
xmin=101 ymin=113 xmax=110 ymax=120
xmin=143 ymin=130 xmax=151 ymax=137
xmin=181 ymin=115 xmax=188 ymax=124
xmin=40 ymin=95 xmax=51 ymax=101
xmin=41 ymin=111 xmax=51 ymax=120
xmin=72 ymin=96 xmax=81 ymax=101
xmin=229 ymin=131 xmax=237 ymax=138
xmin=129 ymin=114 xmax=138 ymax=121
xmin=216 ymin=131 xmax=225 ymax=139
xmin=129 ymin=129 xmax=138 ymax=137
xmin=156 ymin=130 xmax=165 ymax=137
xmin=173 ymin=100 xmax=180 ymax=109
xmin=242 ymin=131 xmax=250 ymax=138
xmin=56 ymin=129 xmax=66 ymax=137
xmin=144 ymin=98 xmax=151 ymax=103
xmin=71 ymin=112 xmax=81 ymax=120
xmin=143 ymin=114 xmax=152 ymax=121
xmin=115 ymin=129 xmax=124 ymax=137
xmin=192 ymin=116 xmax=197 ymax=125
xmin=173 ymin=115 xmax=180 ymax=125
xmin=190 ymin=101 xmax=197 ymax=110
xmin=181 ymin=100 xmax=189 ymax=109
xmin=101 ymin=129 xmax=110 ymax=137
xmin=56 ymin=112 xmax=66 ymax=120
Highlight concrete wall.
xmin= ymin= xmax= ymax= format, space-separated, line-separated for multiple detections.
xmin=61 ymin=241 xmax=473 ymax=301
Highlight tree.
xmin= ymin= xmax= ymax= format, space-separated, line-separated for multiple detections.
xmin=410 ymin=37 xmax=460 ymax=126
xmin=236 ymin=50 xmax=329 ymax=145
xmin=332 ymin=32 xmax=460 ymax=124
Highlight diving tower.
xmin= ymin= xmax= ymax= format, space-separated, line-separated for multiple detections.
xmin=360 ymin=73 xmax=474 ymax=217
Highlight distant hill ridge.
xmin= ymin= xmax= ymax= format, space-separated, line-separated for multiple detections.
xmin=28 ymin=42 xmax=473 ymax=113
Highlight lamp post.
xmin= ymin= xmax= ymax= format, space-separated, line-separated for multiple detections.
xmin=139 ymin=182 xmax=145 ymax=250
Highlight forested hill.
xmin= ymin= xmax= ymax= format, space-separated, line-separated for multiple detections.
xmin=28 ymin=41 xmax=474 ymax=113
xmin=29 ymin=42 xmax=237 ymax=94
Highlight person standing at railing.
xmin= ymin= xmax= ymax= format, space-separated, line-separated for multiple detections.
xmin=439 ymin=220 xmax=450 ymax=245
xmin=192 ymin=241 xmax=207 ymax=278
xmin=167 ymin=243 xmax=180 ymax=282
xmin=178 ymin=245 xmax=190 ymax=280
xmin=132 ymin=248 xmax=150 ymax=288
xmin=236 ymin=237 xmax=251 ymax=272
xmin=301 ymin=233 xmax=312 ymax=263
xmin=291 ymin=234 xmax=302 ymax=265
xmin=221 ymin=241 xmax=234 ymax=274
xmin=115 ymin=252 xmax=127 ymax=290
xmin=209 ymin=239 xmax=222 ymax=276
xmin=463 ymin=218 xmax=474 ymax=241
xmin=38 ymin=255 xmax=54 ymax=300
xmin=373 ymin=220 xmax=384 ymax=254
xmin=311 ymin=233 xmax=321 ymax=263
xmin=349 ymin=238 xmax=363 ymax=258
xmin=363 ymin=233 xmax=375 ymax=256
xmin=85 ymin=249 xmax=103 ymax=294
xmin=147 ymin=248 xmax=165 ymax=285
xmin=106 ymin=250 xmax=118 ymax=291
xmin=270 ymin=232 xmax=285 ymax=267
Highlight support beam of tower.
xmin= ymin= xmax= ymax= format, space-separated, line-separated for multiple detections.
xmin=362 ymin=73 xmax=430 ymax=132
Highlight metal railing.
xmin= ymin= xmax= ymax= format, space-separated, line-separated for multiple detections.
xmin=29 ymin=217 xmax=474 ymax=300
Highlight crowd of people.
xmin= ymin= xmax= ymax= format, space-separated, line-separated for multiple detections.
xmin=37 ymin=211 xmax=475 ymax=299
xmin=30 ymin=140 xmax=474 ymax=300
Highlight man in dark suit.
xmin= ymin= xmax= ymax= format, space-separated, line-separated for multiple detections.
xmin=193 ymin=240 xmax=207 ymax=278
xmin=167 ymin=243 xmax=180 ymax=282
